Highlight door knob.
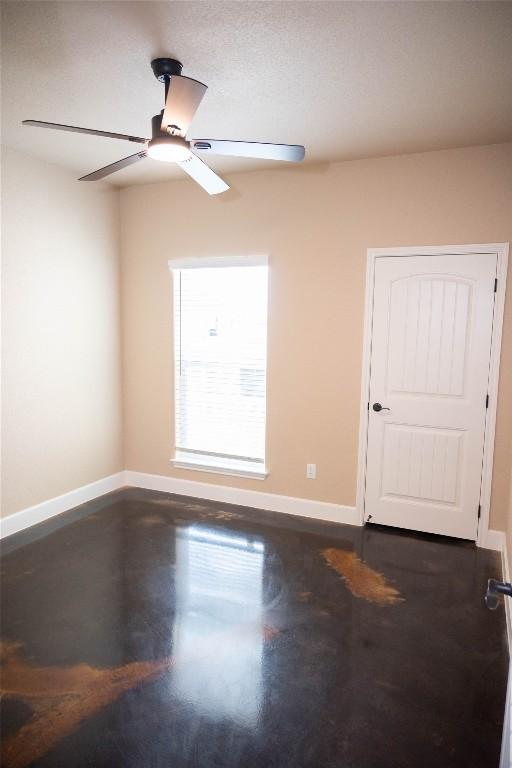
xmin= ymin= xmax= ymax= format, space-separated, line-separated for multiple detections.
xmin=372 ymin=402 xmax=390 ymax=412
xmin=485 ymin=578 xmax=512 ymax=610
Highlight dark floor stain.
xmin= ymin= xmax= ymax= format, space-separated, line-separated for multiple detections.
xmin=0 ymin=642 xmax=173 ymax=768
xmin=146 ymin=499 xmax=242 ymax=521
xmin=137 ymin=514 xmax=168 ymax=527
xmin=148 ymin=498 xmax=208 ymax=513
xmin=210 ymin=510 xmax=241 ymax=521
xmin=321 ymin=548 xmax=403 ymax=605
xmin=0 ymin=621 xmax=278 ymax=768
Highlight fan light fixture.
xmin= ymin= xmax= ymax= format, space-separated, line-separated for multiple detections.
xmin=147 ymin=135 xmax=191 ymax=163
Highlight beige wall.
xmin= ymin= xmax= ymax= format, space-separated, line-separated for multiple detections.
xmin=1 ymin=147 xmax=123 ymax=517
xmin=506 ymin=426 xmax=512 ymax=563
xmin=500 ymin=278 xmax=512 ymax=541
xmin=2 ymin=143 xmax=510 ymax=530
xmin=120 ymin=142 xmax=512 ymax=531
xmin=507 ymin=472 xmax=512 ymax=568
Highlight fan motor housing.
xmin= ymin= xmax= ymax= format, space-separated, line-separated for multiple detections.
xmin=152 ymin=112 xmax=166 ymax=138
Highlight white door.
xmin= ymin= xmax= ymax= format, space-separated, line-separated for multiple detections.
xmin=365 ymin=253 xmax=497 ymax=539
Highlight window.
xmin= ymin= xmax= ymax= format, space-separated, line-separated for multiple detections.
xmin=170 ymin=256 xmax=268 ymax=478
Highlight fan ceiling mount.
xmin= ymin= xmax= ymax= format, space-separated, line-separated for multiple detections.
xmin=22 ymin=57 xmax=306 ymax=195
xmin=151 ymin=57 xmax=184 ymax=81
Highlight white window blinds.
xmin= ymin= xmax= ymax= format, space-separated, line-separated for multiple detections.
xmin=171 ymin=259 xmax=268 ymax=477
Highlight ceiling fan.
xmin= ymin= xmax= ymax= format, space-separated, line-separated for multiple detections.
xmin=22 ymin=58 xmax=306 ymax=195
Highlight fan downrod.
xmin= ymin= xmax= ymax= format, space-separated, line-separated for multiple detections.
xmin=151 ymin=58 xmax=183 ymax=81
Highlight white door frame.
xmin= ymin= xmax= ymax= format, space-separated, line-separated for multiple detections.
xmin=356 ymin=243 xmax=509 ymax=547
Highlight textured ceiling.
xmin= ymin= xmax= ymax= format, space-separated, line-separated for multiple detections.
xmin=2 ymin=1 xmax=512 ymax=187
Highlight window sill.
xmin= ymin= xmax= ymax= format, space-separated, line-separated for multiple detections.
xmin=170 ymin=458 xmax=268 ymax=481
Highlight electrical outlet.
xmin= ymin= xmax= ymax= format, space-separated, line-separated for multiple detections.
xmin=306 ymin=464 xmax=316 ymax=479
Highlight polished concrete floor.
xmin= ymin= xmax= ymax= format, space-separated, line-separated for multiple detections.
xmin=0 ymin=488 xmax=508 ymax=768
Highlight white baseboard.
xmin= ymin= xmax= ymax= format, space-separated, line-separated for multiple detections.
xmin=481 ymin=529 xmax=506 ymax=552
xmin=0 ymin=472 xmax=126 ymax=539
xmin=1 ymin=468 xmax=506 ymax=551
xmin=125 ymin=471 xmax=360 ymax=527
xmin=501 ymin=670 xmax=511 ymax=768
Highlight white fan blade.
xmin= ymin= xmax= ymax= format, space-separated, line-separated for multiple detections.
xmin=161 ymin=76 xmax=207 ymax=136
xmin=177 ymin=153 xmax=229 ymax=195
xmin=79 ymin=151 xmax=147 ymax=181
xmin=190 ymin=139 xmax=305 ymax=162
xmin=23 ymin=120 xmax=147 ymax=144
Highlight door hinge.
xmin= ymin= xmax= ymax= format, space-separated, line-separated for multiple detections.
xmin=478 ymin=504 xmax=481 ymax=519
xmin=494 ymin=278 xmax=498 ymax=292
xmin=486 ymin=394 xmax=489 ymax=409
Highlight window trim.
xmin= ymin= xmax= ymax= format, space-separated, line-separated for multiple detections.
xmin=168 ymin=254 xmax=268 ymax=271
xmin=169 ymin=255 xmax=269 ymax=479
xmin=170 ymin=457 xmax=268 ymax=481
